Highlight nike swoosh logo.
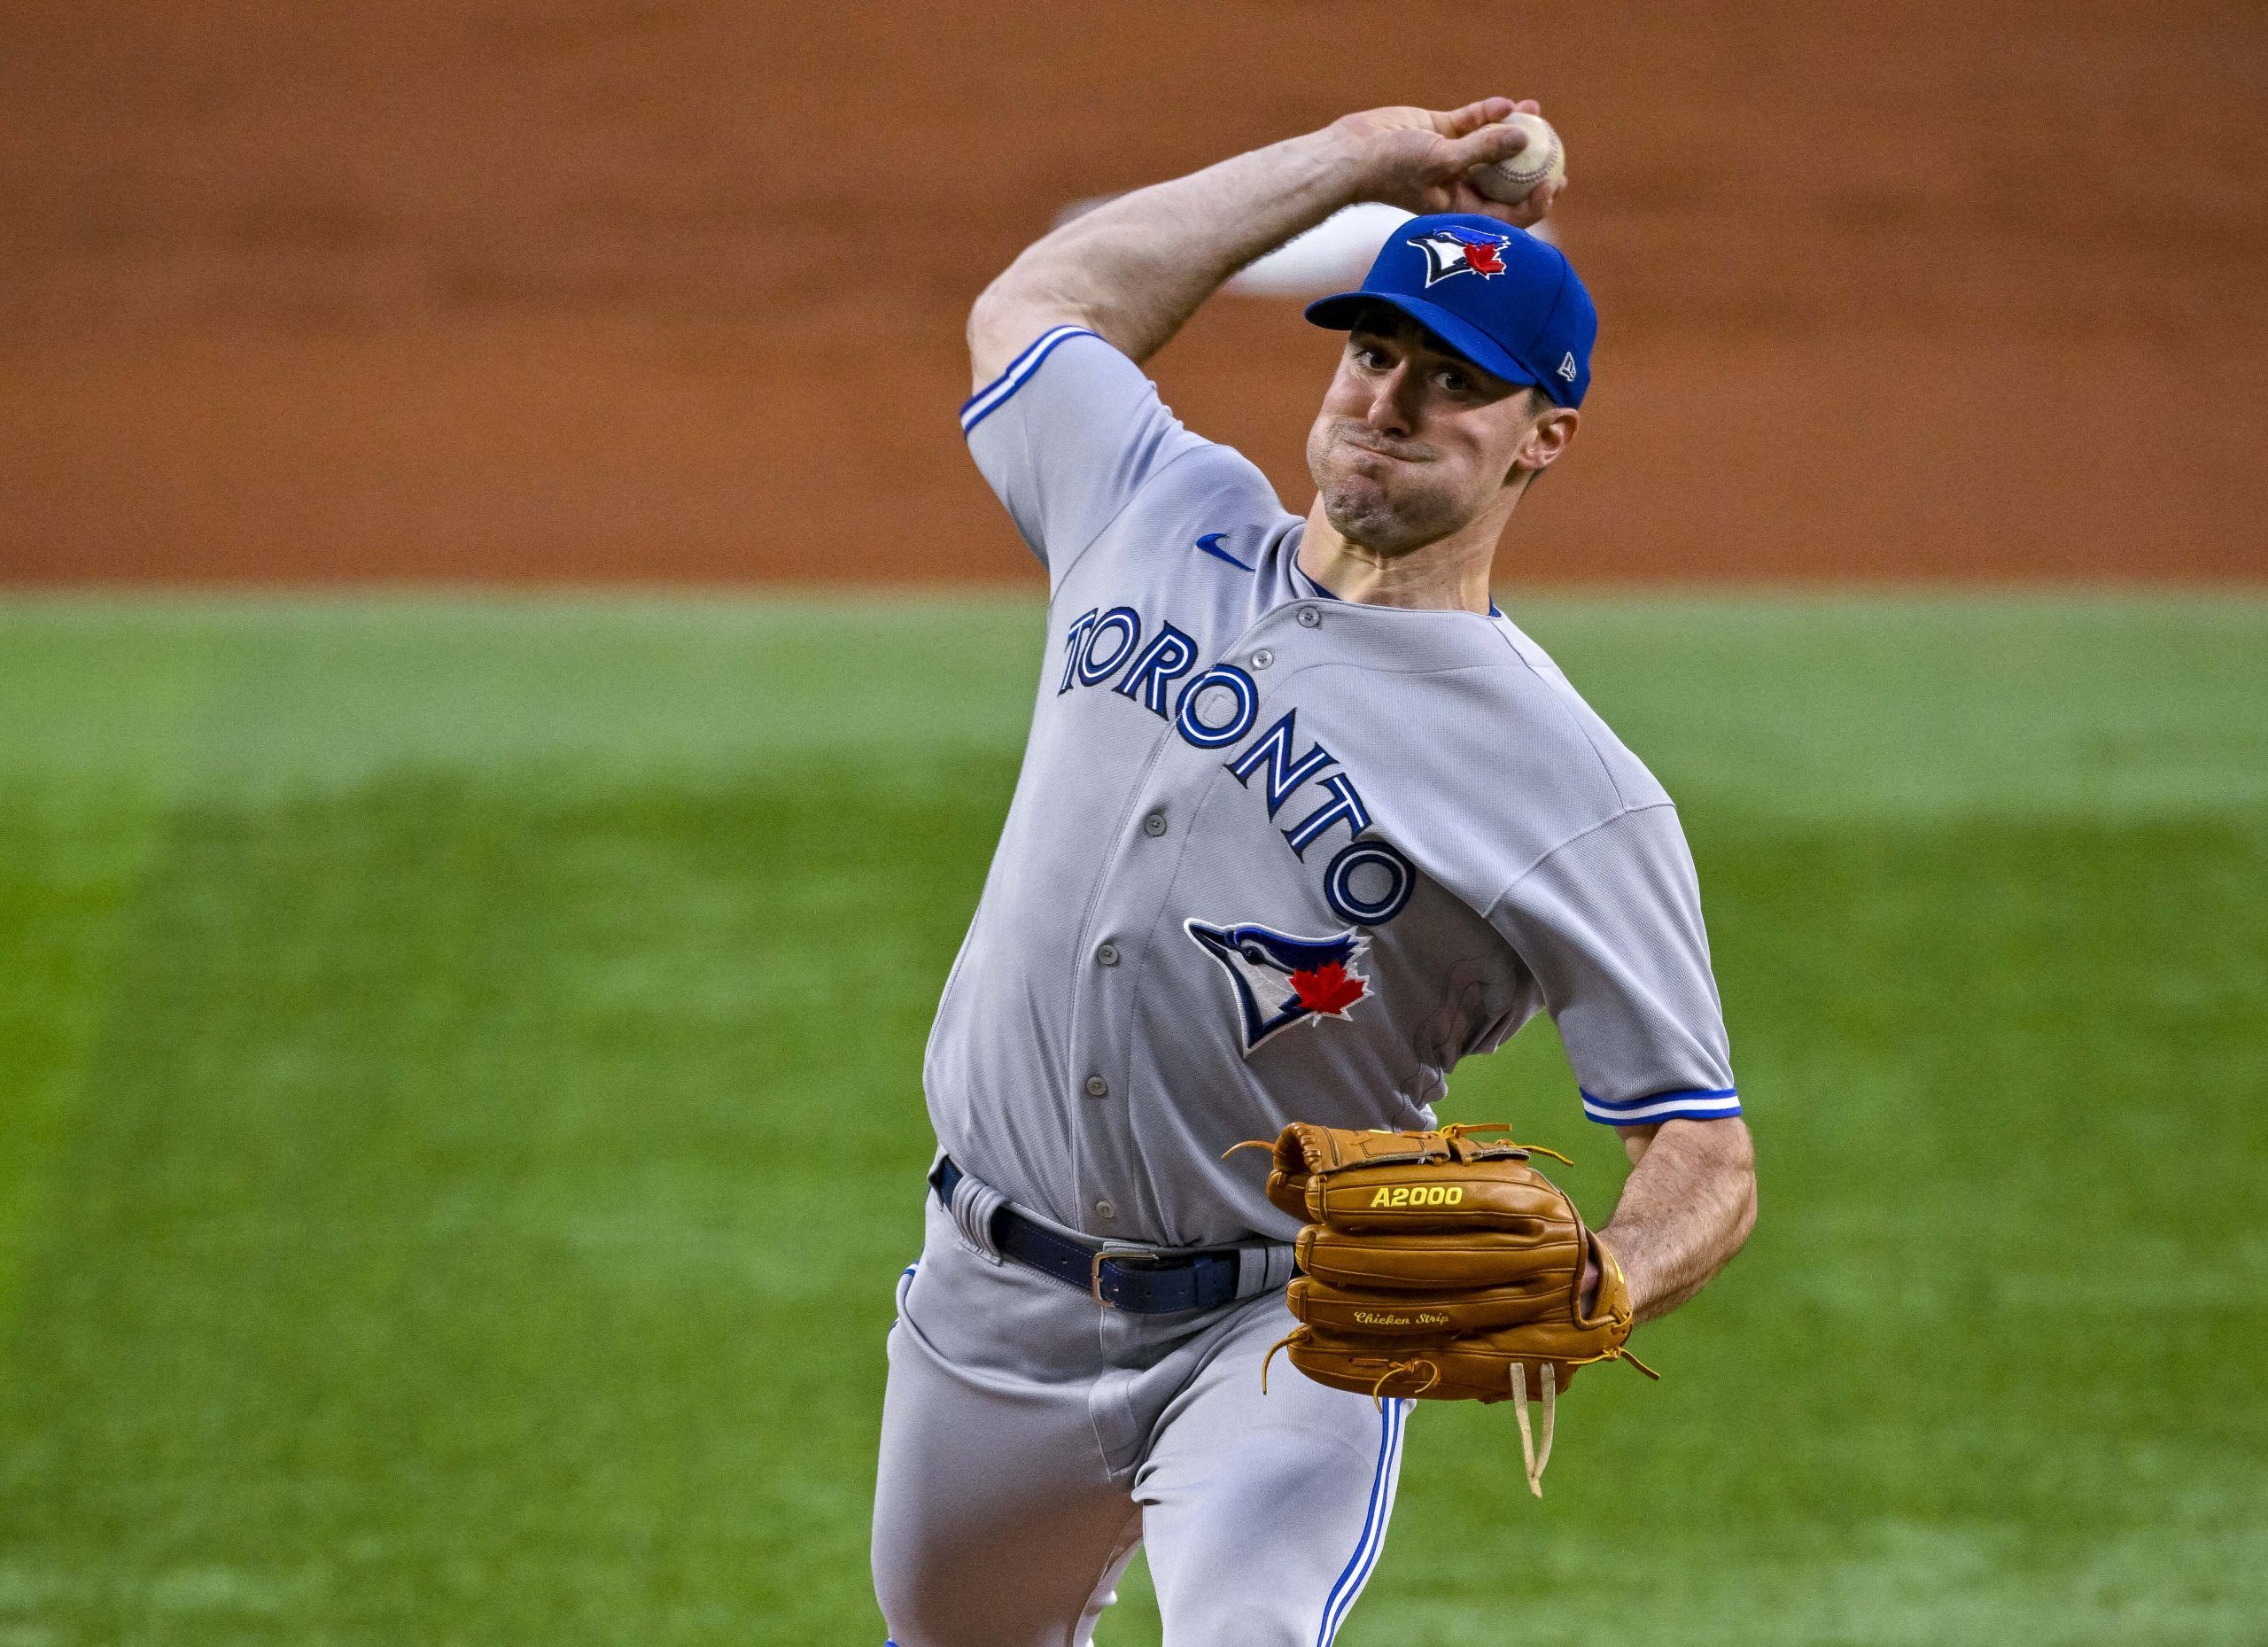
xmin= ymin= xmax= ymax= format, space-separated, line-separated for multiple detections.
xmin=1194 ymin=532 xmax=1254 ymax=571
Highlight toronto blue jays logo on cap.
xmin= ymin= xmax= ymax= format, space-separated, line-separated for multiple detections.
xmin=1185 ymin=918 xmax=1370 ymax=1053
xmin=1407 ymin=225 xmax=1515 ymax=288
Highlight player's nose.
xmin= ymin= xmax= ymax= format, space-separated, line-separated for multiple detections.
xmin=1363 ymin=366 xmax=1418 ymax=437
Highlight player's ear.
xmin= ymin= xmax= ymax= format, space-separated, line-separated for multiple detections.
xmin=1509 ymin=401 xmax=1578 ymax=483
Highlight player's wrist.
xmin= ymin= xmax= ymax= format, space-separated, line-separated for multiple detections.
xmin=1589 ymin=1226 xmax=1639 ymax=1317
xmin=1313 ymin=120 xmax=1401 ymax=208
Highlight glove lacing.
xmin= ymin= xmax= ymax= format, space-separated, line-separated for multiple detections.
xmin=1508 ymin=1361 xmax=1556 ymax=1497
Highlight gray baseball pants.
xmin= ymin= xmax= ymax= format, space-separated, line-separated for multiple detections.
xmin=871 ymin=1185 xmax=1411 ymax=1647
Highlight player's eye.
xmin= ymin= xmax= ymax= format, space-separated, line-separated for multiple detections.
xmin=1436 ymin=369 xmax=1471 ymax=393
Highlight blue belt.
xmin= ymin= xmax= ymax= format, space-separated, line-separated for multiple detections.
xmin=930 ymin=1156 xmax=1253 ymax=1314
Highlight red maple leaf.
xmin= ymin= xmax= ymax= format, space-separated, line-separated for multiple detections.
xmin=1288 ymin=961 xmax=1366 ymax=1016
xmin=1465 ymin=240 xmax=1504 ymax=276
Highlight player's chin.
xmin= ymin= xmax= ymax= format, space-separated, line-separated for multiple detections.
xmin=1324 ymin=451 xmax=1446 ymax=513
xmin=1319 ymin=484 xmax=1446 ymax=555
xmin=1316 ymin=473 xmax=1388 ymax=532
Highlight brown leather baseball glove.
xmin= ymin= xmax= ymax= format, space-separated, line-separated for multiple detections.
xmin=1247 ymin=1121 xmax=1657 ymax=1495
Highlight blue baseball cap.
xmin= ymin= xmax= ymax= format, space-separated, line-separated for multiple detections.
xmin=1305 ymin=214 xmax=1597 ymax=407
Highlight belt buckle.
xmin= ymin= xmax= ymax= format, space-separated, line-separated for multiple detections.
xmin=1090 ymin=1242 xmax=1164 ymax=1309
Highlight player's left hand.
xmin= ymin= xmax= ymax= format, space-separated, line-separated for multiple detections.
xmin=1332 ymin=97 xmax=1566 ymax=230
xmin=1249 ymin=1120 xmax=1654 ymax=1498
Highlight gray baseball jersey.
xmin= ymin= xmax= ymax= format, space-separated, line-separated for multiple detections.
xmin=928 ymin=325 xmax=1739 ymax=1251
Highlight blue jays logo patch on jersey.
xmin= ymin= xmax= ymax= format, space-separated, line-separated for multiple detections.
xmin=1408 ymin=226 xmax=1513 ymax=288
xmin=1185 ymin=919 xmax=1371 ymax=1053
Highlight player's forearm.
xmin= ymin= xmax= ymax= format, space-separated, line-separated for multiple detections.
xmin=1601 ymin=1118 xmax=1757 ymax=1324
xmin=968 ymin=126 xmax=1364 ymax=377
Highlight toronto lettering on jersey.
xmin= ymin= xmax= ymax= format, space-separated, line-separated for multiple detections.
xmin=1058 ymin=604 xmax=1417 ymax=928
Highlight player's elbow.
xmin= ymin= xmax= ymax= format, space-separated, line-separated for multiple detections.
xmin=967 ymin=262 xmax=1098 ymax=390
xmin=966 ymin=283 xmax=1031 ymax=387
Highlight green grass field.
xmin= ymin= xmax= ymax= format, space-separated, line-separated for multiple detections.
xmin=3 ymin=593 xmax=2264 ymax=1646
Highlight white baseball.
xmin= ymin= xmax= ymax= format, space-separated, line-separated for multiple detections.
xmin=1466 ymin=113 xmax=1565 ymax=206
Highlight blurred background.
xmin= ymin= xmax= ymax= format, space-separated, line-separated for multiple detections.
xmin=2 ymin=4 xmax=2264 ymax=1645
xmin=5 ymin=0 xmax=2264 ymax=583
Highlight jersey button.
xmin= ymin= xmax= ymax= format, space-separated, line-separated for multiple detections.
xmin=1095 ymin=942 xmax=1121 ymax=967
xmin=1094 ymin=1200 xmax=1117 ymax=1221
xmin=1084 ymin=1075 xmax=1110 ymax=1099
xmin=1250 ymin=648 xmax=1275 ymax=670
xmin=1142 ymin=811 xmax=1168 ymax=837
xmin=1296 ymin=605 xmax=1321 ymax=628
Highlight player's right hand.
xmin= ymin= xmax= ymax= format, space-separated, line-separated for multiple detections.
xmin=1331 ymin=98 xmax=1565 ymax=230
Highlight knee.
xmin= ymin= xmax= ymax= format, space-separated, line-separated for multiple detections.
xmin=874 ymin=1547 xmax=992 ymax=1647
xmin=874 ymin=1533 xmax=1110 ymax=1647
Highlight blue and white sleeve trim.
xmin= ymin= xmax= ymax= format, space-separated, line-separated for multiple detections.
xmin=959 ymin=325 xmax=1098 ymax=436
xmin=1580 ymin=1085 xmax=1742 ymax=1125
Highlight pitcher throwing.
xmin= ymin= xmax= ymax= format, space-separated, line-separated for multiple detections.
xmin=873 ymin=97 xmax=1759 ymax=1647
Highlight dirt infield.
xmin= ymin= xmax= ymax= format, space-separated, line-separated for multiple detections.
xmin=4 ymin=3 xmax=2263 ymax=584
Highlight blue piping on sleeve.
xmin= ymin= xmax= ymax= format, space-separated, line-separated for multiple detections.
xmin=959 ymin=326 xmax=1099 ymax=435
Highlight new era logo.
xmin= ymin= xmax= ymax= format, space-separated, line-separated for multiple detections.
xmin=1557 ymin=352 xmax=1578 ymax=382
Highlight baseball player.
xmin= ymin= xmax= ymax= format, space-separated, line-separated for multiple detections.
xmin=872 ymin=97 xmax=1758 ymax=1647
